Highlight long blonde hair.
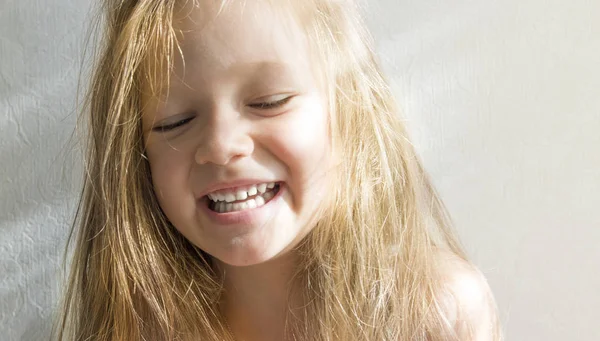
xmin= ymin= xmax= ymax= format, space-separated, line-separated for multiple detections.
xmin=55 ymin=0 xmax=500 ymax=340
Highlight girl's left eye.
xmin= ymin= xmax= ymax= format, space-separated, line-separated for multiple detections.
xmin=248 ymin=95 xmax=294 ymax=110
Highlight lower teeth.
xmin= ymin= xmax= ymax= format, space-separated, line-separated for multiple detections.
xmin=209 ymin=185 xmax=279 ymax=213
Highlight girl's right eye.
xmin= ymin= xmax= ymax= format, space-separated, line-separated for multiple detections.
xmin=152 ymin=117 xmax=194 ymax=133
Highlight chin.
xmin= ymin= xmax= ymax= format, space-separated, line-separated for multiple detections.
xmin=210 ymin=240 xmax=293 ymax=267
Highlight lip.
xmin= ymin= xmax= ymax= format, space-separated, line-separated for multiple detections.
xmin=199 ymin=182 xmax=285 ymax=225
xmin=198 ymin=179 xmax=280 ymax=198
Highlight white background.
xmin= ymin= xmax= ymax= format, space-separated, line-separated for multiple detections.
xmin=1 ymin=0 xmax=599 ymax=340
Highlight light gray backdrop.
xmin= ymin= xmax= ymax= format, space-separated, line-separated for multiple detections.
xmin=1 ymin=0 xmax=599 ymax=340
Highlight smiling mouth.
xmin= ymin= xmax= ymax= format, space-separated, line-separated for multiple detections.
xmin=206 ymin=182 xmax=282 ymax=213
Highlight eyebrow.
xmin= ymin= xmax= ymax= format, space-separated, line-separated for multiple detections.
xmin=223 ymin=60 xmax=297 ymax=81
xmin=242 ymin=61 xmax=300 ymax=82
xmin=244 ymin=61 xmax=291 ymax=71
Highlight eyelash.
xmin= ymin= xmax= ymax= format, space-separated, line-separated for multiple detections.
xmin=153 ymin=96 xmax=293 ymax=132
xmin=153 ymin=117 xmax=194 ymax=132
xmin=248 ymin=96 xmax=293 ymax=110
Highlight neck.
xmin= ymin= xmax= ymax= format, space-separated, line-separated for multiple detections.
xmin=214 ymin=252 xmax=303 ymax=341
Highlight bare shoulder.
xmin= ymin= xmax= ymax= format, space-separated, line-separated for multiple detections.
xmin=434 ymin=249 xmax=502 ymax=341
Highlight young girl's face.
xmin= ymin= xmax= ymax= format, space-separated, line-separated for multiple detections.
xmin=142 ymin=1 xmax=331 ymax=266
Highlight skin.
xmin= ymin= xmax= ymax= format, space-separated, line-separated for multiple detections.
xmin=142 ymin=1 xmax=332 ymax=339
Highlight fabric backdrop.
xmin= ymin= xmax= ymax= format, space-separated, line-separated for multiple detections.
xmin=1 ymin=0 xmax=598 ymax=340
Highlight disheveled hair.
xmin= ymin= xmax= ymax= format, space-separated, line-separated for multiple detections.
xmin=54 ymin=0 xmax=502 ymax=340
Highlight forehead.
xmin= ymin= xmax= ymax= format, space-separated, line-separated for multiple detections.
xmin=169 ymin=0 xmax=311 ymax=84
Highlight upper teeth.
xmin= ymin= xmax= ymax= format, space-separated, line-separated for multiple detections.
xmin=207 ymin=182 xmax=276 ymax=202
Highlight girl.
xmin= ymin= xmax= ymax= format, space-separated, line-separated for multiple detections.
xmin=56 ymin=0 xmax=502 ymax=340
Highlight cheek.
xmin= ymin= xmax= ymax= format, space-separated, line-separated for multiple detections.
xmin=146 ymin=147 xmax=195 ymax=214
xmin=269 ymin=97 xmax=331 ymax=188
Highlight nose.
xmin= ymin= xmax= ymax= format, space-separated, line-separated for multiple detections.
xmin=194 ymin=110 xmax=254 ymax=166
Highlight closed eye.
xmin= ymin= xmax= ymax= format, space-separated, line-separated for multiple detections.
xmin=248 ymin=95 xmax=294 ymax=110
xmin=152 ymin=117 xmax=194 ymax=132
